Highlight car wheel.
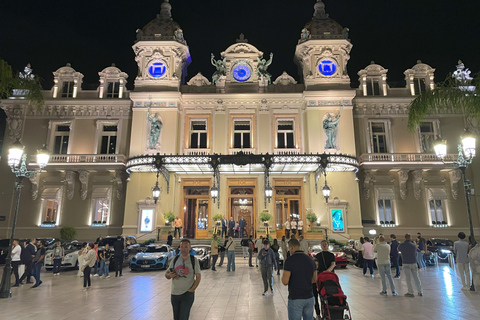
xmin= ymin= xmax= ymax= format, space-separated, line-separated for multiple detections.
xmin=75 ymin=260 xmax=79 ymax=270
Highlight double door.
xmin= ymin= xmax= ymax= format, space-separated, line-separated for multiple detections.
xmin=275 ymin=198 xmax=300 ymax=239
xmin=184 ymin=198 xmax=209 ymax=239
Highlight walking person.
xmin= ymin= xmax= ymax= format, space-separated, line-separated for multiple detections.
xmin=374 ymin=235 xmax=397 ymax=296
xmin=113 ymin=236 xmax=125 ymax=277
xmin=361 ymin=237 xmax=374 ymax=277
xmin=221 ymin=216 xmax=227 ymax=238
xmin=51 ymin=241 xmax=64 ymax=276
xmin=454 ymin=232 xmax=471 ymax=290
xmin=399 ymin=233 xmax=423 ymax=297
xmin=19 ymin=238 xmax=36 ymax=284
xmin=241 ymin=236 xmax=249 ymax=259
xmin=255 ymin=236 xmax=264 ymax=267
xmin=315 ymin=240 xmax=336 ymax=273
xmin=166 ymin=239 xmax=201 ymax=320
xmin=258 ymin=240 xmax=275 ymax=295
xmin=211 ymin=235 xmax=219 ymax=271
xmin=271 ymin=238 xmax=281 ymax=275
xmin=31 ymin=239 xmax=45 ymax=288
xmin=354 ymin=237 xmax=364 ymax=268
xmin=299 ymin=235 xmax=309 ymax=253
xmin=284 ymin=220 xmax=290 ymax=239
xmin=217 ymin=238 xmax=227 ymax=267
xmin=174 ymin=216 xmax=183 ymax=239
xmin=390 ymin=234 xmax=400 ymax=278
xmin=93 ymin=242 xmax=100 ymax=276
xmin=82 ymin=243 xmax=96 ymax=290
xmin=226 ymin=236 xmax=235 ymax=272
xmin=280 ymin=235 xmax=288 ymax=260
xmin=167 ymin=231 xmax=173 ymax=246
xmin=248 ymin=235 xmax=255 ymax=267
xmin=11 ymin=239 xmax=22 ymax=287
xmin=77 ymin=242 xmax=88 ymax=277
xmin=239 ymin=216 xmax=246 ymax=238
xmin=415 ymin=232 xmax=427 ymax=270
xmin=281 ymin=238 xmax=317 ymax=320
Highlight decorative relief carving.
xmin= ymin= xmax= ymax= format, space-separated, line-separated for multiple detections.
xmin=363 ymin=170 xmax=372 ymax=199
xmin=114 ymin=170 xmax=126 ymax=201
xmin=2 ymin=106 xmax=25 ymax=141
xmin=412 ymin=170 xmax=423 ymax=200
xmin=449 ymin=170 xmax=462 ymax=200
xmin=65 ymin=171 xmax=76 ymax=200
xmin=260 ymin=99 xmax=268 ymax=112
xmin=29 ymin=172 xmax=40 ymax=200
xmin=79 ymin=171 xmax=90 ymax=201
xmin=397 ymin=170 xmax=409 ymax=200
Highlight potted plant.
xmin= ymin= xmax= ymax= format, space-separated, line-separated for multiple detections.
xmin=213 ymin=214 xmax=223 ymax=226
xmin=163 ymin=211 xmax=176 ymax=226
xmin=306 ymin=212 xmax=318 ymax=230
xmin=260 ymin=211 xmax=272 ymax=227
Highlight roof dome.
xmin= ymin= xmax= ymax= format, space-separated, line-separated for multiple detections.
xmin=300 ymin=0 xmax=349 ymax=42
xmin=135 ymin=0 xmax=186 ymax=44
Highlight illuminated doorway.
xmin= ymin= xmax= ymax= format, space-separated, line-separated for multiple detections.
xmin=183 ymin=186 xmax=210 ymax=239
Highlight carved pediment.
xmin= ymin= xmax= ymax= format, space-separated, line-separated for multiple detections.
xmin=273 ymin=72 xmax=297 ymax=86
xmin=187 ymin=72 xmax=211 ymax=86
xmin=222 ymin=42 xmax=262 ymax=57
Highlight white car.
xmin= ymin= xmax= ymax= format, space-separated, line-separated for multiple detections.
xmin=45 ymin=241 xmax=84 ymax=271
xmin=130 ymin=244 xmax=175 ymax=270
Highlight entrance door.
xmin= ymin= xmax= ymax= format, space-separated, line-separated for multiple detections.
xmin=184 ymin=199 xmax=197 ymax=239
xmin=230 ymin=198 xmax=253 ymax=238
xmin=196 ymin=200 xmax=209 ymax=238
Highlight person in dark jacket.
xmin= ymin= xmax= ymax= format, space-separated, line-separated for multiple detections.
xmin=167 ymin=231 xmax=173 ymax=246
xmin=113 ymin=236 xmax=125 ymax=277
xmin=228 ymin=218 xmax=235 ymax=238
xmin=19 ymin=238 xmax=36 ymax=284
xmin=390 ymin=234 xmax=400 ymax=278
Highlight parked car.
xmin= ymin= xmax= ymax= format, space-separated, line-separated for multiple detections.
xmin=45 ymin=241 xmax=84 ymax=271
xmin=98 ymin=235 xmax=140 ymax=269
xmin=0 ymin=239 xmax=10 ymax=265
xmin=130 ymin=244 xmax=175 ymax=271
xmin=191 ymin=245 xmax=211 ymax=269
xmin=426 ymin=238 xmax=454 ymax=262
xmin=309 ymin=245 xmax=348 ymax=268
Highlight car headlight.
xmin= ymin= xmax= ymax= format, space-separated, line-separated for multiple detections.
xmin=440 ymin=249 xmax=451 ymax=254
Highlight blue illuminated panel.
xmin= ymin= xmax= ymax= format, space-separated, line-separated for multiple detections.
xmin=149 ymin=62 xmax=167 ymax=78
xmin=332 ymin=209 xmax=344 ymax=232
xmin=318 ymin=60 xmax=337 ymax=76
xmin=232 ymin=65 xmax=251 ymax=82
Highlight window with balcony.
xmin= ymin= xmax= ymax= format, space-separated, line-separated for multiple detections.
xmin=190 ymin=120 xmax=207 ymax=149
xmin=91 ymin=187 xmax=111 ymax=226
xmin=106 ymin=82 xmax=120 ymax=98
xmin=419 ymin=122 xmax=435 ymax=153
xmin=54 ymin=124 xmax=70 ymax=154
xmin=99 ymin=125 xmax=118 ymax=154
xmin=277 ymin=120 xmax=295 ymax=149
xmin=370 ymin=122 xmax=388 ymax=153
xmin=62 ymin=81 xmax=74 ymax=98
xmin=233 ymin=120 xmax=251 ymax=149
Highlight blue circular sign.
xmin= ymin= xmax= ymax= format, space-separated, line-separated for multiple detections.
xmin=318 ymin=60 xmax=337 ymax=76
xmin=232 ymin=64 xmax=251 ymax=82
xmin=148 ymin=62 xmax=167 ymax=78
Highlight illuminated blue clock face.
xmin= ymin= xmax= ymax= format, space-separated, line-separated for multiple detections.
xmin=148 ymin=62 xmax=167 ymax=78
xmin=318 ymin=60 xmax=337 ymax=76
xmin=232 ymin=64 xmax=251 ymax=82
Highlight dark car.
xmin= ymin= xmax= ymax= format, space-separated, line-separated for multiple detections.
xmin=191 ymin=245 xmax=211 ymax=269
xmin=426 ymin=238 xmax=454 ymax=263
xmin=98 ymin=235 xmax=140 ymax=269
xmin=0 ymin=239 xmax=10 ymax=265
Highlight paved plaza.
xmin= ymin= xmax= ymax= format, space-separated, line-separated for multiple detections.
xmin=0 ymin=258 xmax=479 ymax=320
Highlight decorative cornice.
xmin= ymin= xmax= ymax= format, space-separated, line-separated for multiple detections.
xmin=448 ymin=170 xmax=462 ymax=200
xmin=397 ymin=169 xmax=409 ymax=200
xmin=79 ymin=171 xmax=90 ymax=201
xmin=3 ymin=103 xmax=131 ymax=119
xmin=353 ymin=103 xmax=409 ymax=116
xmin=65 ymin=171 xmax=76 ymax=200
xmin=412 ymin=170 xmax=423 ymax=200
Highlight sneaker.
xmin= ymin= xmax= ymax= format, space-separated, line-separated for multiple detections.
xmin=404 ymin=293 xmax=415 ymax=297
xmin=363 ymin=274 xmax=368 ymax=277
xmin=393 ymin=276 xmax=400 ymax=279
xmin=106 ymin=275 xmax=111 ymax=278
xmin=271 ymin=288 xmax=275 ymax=294
xmin=262 ymin=291 xmax=268 ymax=296
xmin=94 ymin=274 xmax=99 ymax=277
xmin=392 ymin=292 xmax=398 ymax=296
xmin=371 ymin=275 xmax=375 ymax=278
xmin=379 ymin=291 xmax=387 ymax=295
xmin=57 ymin=273 xmax=60 ymax=275
xmin=418 ymin=292 xmax=423 ymax=296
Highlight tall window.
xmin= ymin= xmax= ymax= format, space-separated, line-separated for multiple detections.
xmin=371 ymin=122 xmax=388 ymax=153
xmin=40 ymin=187 xmax=62 ymax=226
xmin=377 ymin=199 xmax=393 ymax=223
xmin=277 ymin=120 xmax=295 ymax=149
xmin=367 ymin=78 xmax=380 ymax=96
xmin=106 ymin=82 xmax=120 ymax=98
xmin=100 ymin=125 xmax=117 ymax=154
xmin=429 ymin=199 xmax=445 ymax=223
xmin=413 ymin=78 xmax=426 ymax=95
xmin=190 ymin=120 xmax=207 ymax=148
xmin=54 ymin=124 xmax=70 ymax=154
xmin=91 ymin=187 xmax=111 ymax=225
xmin=43 ymin=199 xmax=58 ymax=223
xmin=419 ymin=122 xmax=435 ymax=153
xmin=62 ymin=81 xmax=74 ymax=98
xmin=233 ymin=120 xmax=251 ymax=149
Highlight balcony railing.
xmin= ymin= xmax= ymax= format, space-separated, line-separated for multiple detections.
xmin=30 ymin=154 xmax=126 ymax=165
xmin=359 ymin=153 xmax=458 ymax=164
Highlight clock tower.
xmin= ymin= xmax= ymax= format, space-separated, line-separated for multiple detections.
xmin=294 ymin=0 xmax=352 ymax=90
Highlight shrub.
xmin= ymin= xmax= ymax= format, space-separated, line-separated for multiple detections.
xmin=259 ymin=211 xmax=272 ymax=222
xmin=60 ymin=226 xmax=77 ymax=240
xmin=306 ymin=213 xmax=317 ymax=223
xmin=212 ymin=214 xmax=223 ymax=221
xmin=163 ymin=211 xmax=176 ymax=224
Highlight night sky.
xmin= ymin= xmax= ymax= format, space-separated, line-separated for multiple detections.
xmin=0 ymin=0 xmax=479 ymax=89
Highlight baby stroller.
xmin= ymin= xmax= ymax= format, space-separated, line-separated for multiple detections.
xmin=317 ymin=271 xmax=352 ymax=320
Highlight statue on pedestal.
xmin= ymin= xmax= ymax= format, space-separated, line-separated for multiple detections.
xmin=256 ymin=53 xmax=274 ymax=83
xmin=210 ymin=53 xmax=226 ymax=85
xmin=147 ymin=106 xmax=162 ymax=149
xmin=323 ymin=105 xmax=344 ymax=149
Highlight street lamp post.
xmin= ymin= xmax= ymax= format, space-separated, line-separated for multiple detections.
xmin=0 ymin=141 xmax=49 ymax=298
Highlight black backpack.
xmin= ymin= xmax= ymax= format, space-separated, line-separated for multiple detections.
xmin=241 ymin=239 xmax=248 ymax=247
xmin=173 ymin=254 xmax=196 ymax=275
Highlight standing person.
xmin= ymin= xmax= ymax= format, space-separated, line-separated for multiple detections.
xmin=167 ymin=231 xmax=173 ymax=246
xmin=258 ymin=240 xmax=275 ymax=295
xmin=77 ymin=242 xmax=88 ymax=277
xmin=19 ymin=238 xmax=36 ymax=284
xmin=96 ymin=234 xmax=103 ymax=243
xmin=390 ymin=234 xmax=400 ymax=278
xmin=248 ymin=235 xmax=255 ymax=267
xmin=11 ymin=239 xmax=22 ymax=287
xmin=51 ymin=241 xmax=64 ymax=276
xmin=217 ymin=238 xmax=227 ymax=267
xmin=354 ymin=237 xmax=364 ymax=268
xmin=374 ymin=235 xmax=397 ymax=296
xmin=454 ymin=232 xmax=471 ymax=290
xmin=31 ymin=239 xmax=46 ymax=288
xmin=166 ymin=239 xmax=201 ymax=320
xmin=315 ymin=240 xmax=336 ymax=273
xmin=361 ymin=237 xmax=374 ymax=277
xmin=221 ymin=216 xmax=228 ymax=238
xmin=82 ymin=243 xmax=96 ymax=290
xmin=291 ymin=219 xmax=297 ymax=237
xmin=284 ymin=220 xmax=290 ymax=239
xmin=93 ymin=242 xmax=100 ymax=276
xmin=255 ymin=236 xmax=264 ymax=267
xmin=280 ymin=235 xmax=288 ymax=260
xmin=299 ymin=235 xmax=309 ymax=253
xmin=398 ymin=233 xmax=423 ymax=297
xmin=174 ymin=216 xmax=183 ymax=239
xmin=297 ymin=218 xmax=303 ymax=237
xmin=281 ymin=238 xmax=317 ymax=320
xmin=271 ymin=239 xmax=280 ymax=275
xmin=210 ymin=235 xmax=219 ymax=271
xmin=113 ymin=236 xmax=125 ymax=277
xmin=228 ymin=218 xmax=235 ymax=238
xmin=241 ymin=236 xmax=249 ymax=259
xmin=468 ymin=241 xmax=480 ymax=292
xmin=239 ymin=216 xmax=247 ymax=238
xmin=415 ymin=232 xmax=427 ymax=270
xmin=226 ymin=236 xmax=235 ymax=272
xmin=102 ymin=243 xmax=112 ymax=278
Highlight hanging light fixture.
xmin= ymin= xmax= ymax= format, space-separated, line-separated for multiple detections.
xmin=265 ymin=185 xmax=273 ymax=202
xmin=210 ymin=184 xmax=218 ymax=203
xmin=152 ymin=172 xmax=161 ymax=204
xmin=322 ymin=173 xmax=331 ymax=203
xmin=433 ymin=139 xmax=447 ymax=160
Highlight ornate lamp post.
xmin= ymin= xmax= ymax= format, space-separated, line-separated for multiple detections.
xmin=0 ymin=140 xmax=49 ymax=298
xmin=152 ymin=172 xmax=161 ymax=204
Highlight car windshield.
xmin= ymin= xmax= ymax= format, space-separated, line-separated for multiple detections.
xmin=433 ymin=240 xmax=453 ymax=246
xmin=146 ymin=246 xmax=168 ymax=253
xmin=99 ymin=238 xmax=118 ymax=247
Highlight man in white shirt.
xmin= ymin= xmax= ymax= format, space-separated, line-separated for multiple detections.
xmin=284 ymin=220 xmax=290 ymax=239
xmin=297 ymin=219 xmax=304 ymax=237
xmin=299 ymin=235 xmax=309 ymax=253
xmin=454 ymin=232 xmax=471 ymax=290
xmin=11 ymin=239 xmax=22 ymax=287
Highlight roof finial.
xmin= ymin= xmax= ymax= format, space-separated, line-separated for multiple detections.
xmin=236 ymin=33 xmax=248 ymax=43
xmin=314 ymin=0 xmax=328 ymax=19
xmin=160 ymin=0 xmax=172 ymax=19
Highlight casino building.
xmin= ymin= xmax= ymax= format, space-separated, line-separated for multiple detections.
xmin=0 ymin=0 xmax=478 ymax=241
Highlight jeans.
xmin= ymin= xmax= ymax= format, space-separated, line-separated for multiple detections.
xmin=416 ymin=251 xmax=426 ymax=269
xmin=391 ymin=255 xmax=400 ymax=277
xmin=403 ymin=263 xmax=423 ymax=294
xmin=227 ymin=251 xmax=235 ymax=271
xmin=115 ymin=255 xmax=123 ymax=275
xmin=297 ymin=229 xmax=302 ymax=237
xmin=287 ymin=297 xmax=315 ymax=320
xmin=378 ymin=264 xmax=396 ymax=292
xmin=457 ymin=262 xmax=471 ymax=287
xmin=221 ymin=227 xmax=227 ymax=238
xmin=84 ymin=265 xmax=91 ymax=287
xmin=32 ymin=262 xmax=43 ymax=285
xmin=53 ymin=258 xmax=62 ymax=274
xmin=312 ymin=283 xmax=320 ymax=316
xmin=242 ymin=246 xmax=248 ymax=258
xmin=171 ymin=291 xmax=194 ymax=320
xmin=239 ymin=228 xmax=245 ymax=238
xmin=19 ymin=261 xmax=33 ymax=283
xmin=261 ymin=266 xmax=273 ymax=292
xmin=211 ymin=254 xmax=218 ymax=270
xmin=218 ymin=251 xmax=225 ymax=266
xmin=363 ymin=259 xmax=374 ymax=275
xmin=93 ymin=260 xmax=99 ymax=275
xmin=248 ymin=249 xmax=253 ymax=266
xmin=11 ymin=261 xmax=21 ymax=285
xmin=98 ymin=260 xmax=105 ymax=276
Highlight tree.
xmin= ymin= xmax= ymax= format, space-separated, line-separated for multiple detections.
xmin=0 ymin=59 xmax=14 ymax=99
xmin=408 ymin=61 xmax=480 ymax=132
xmin=0 ymin=59 xmax=44 ymax=107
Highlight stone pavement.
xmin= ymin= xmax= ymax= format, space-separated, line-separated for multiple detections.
xmin=0 ymin=257 xmax=479 ymax=320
